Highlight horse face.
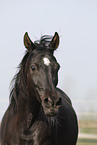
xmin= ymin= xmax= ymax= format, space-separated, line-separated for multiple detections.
xmin=24 ymin=32 xmax=61 ymax=117
xmin=28 ymin=52 xmax=61 ymax=117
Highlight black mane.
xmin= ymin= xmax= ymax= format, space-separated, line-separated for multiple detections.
xmin=34 ymin=35 xmax=53 ymax=47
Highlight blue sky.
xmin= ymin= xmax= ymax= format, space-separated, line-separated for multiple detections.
xmin=0 ymin=0 xmax=97 ymax=120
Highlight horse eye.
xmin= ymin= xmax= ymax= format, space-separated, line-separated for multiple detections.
xmin=31 ymin=66 xmax=36 ymax=71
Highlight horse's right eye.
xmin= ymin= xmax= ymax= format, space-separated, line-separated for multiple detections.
xmin=31 ymin=66 xmax=36 ymax=71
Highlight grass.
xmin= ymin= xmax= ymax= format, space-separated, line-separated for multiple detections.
xmin=77 ymin=143 xmax=97 ymax=145
xmin=78 ymin=120 xmax=97 ymax=129
xmin=80 ymin=128 xmax=97 ymax=134
xmin=77 ymin=120 xmax=97 ymax=145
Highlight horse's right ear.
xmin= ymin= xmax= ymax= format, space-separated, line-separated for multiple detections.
xmin=48 ymin=32 xmax=59 ymax=52
xmin=24 ymin=32 xmax=36 ymax=51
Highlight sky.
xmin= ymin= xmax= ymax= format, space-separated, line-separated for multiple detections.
xmin=0 ymin=0 xmax=97 ymax=121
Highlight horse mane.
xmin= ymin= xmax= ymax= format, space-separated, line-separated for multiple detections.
xmin=9 ymin=34 xmax=53 ymax=110
xmin=9 ymin=52 xmax=30 ymax=109
xmin=34 ymin=35 xmax=52 ymax=47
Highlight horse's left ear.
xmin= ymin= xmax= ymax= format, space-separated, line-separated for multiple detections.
xmin=49 ymin=32 xmax=59 ymax=51
xmin=24 ymin=32 xmax=36 ymax=51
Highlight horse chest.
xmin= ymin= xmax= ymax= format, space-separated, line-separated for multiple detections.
xmin=20 ymin=120 xmax=54 ymax=145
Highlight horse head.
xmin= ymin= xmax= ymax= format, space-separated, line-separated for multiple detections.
xmin=23 ymin=32 xmax=61 ymax=117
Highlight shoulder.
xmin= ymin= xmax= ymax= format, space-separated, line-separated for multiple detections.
xmin=56 ymin=88 xmax=72 ymax=106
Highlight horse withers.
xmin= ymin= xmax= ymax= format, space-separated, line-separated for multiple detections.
xmin=0 ymin=32 xmax=78 ymax=145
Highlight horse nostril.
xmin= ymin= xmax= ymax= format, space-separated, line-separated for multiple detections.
xmin=44 ymin=98 xmax=49 ymax=104
xmin=44 ymin=97 xmax=53 ymax=107
xmin=56 ymin=98 xmax=62 ymax=106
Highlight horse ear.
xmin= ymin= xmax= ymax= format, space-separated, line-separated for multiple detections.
xmin=24 ymin=32 xmax=36 ymax=51
xmin=49 ymin=32 xmax=59 ymax=51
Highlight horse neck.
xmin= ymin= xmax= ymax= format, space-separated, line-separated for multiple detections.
xmin=16 ymin=92 xmax=40 ymax=128
xmin=14 ymin=70 xmax=41 ymax=127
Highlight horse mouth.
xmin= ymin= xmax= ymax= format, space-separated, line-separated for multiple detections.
xmin=44 ymin=107 xmax=58 ymax=117
xmin=46 ymin=112 xmax=58 ymax=117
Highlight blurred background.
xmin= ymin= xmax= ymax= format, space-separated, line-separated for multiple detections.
xmin=0 ymin=0 xmax=97 ymax=144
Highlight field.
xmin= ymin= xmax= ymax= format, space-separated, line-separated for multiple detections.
xmin=77 ymin=120 xmax=97 ymax=145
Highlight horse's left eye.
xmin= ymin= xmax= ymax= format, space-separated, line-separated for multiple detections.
xmin=31 ymin=66 xmax=36 ymax=71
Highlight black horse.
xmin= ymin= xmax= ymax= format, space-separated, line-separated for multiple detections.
xmin=0 ymin=32 xmax=78 ymax=145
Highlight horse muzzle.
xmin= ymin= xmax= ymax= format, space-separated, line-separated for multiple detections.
xmin=42 ymin=96 xmax=62 ymax=117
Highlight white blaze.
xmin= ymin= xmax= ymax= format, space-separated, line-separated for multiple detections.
xmin=43 ymin=57 xmax=50 ymax=66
